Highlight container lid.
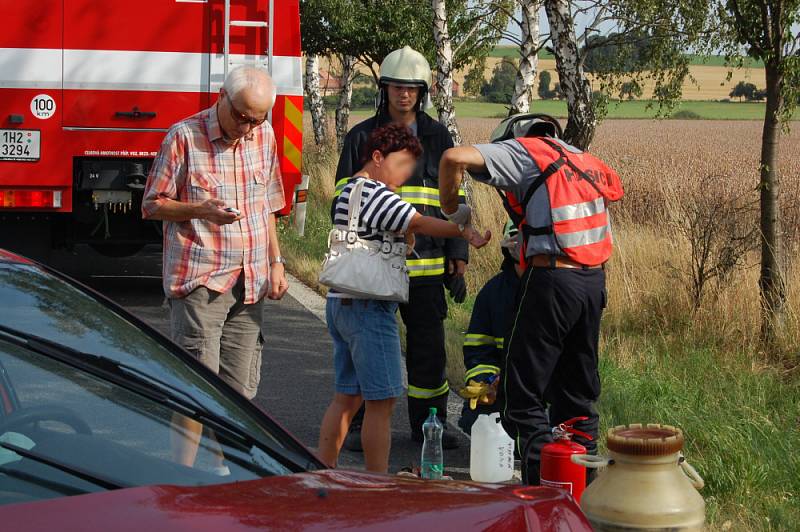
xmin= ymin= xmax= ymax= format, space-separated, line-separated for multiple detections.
xmin=606 ymin=423 xmax=684 ymax=456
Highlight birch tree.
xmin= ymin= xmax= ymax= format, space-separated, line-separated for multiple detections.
xmin=431 ymin=0 xmax=462 ymax=144
xmin=335 ymin=55 xmax=357 ymax=150
xmin=544 ymin=0 xmax=595 ymax=149
xmin=303 ymin=55 xmax=328 ymax=146
xmin=510 ymin=0 xmax=542 ymax=115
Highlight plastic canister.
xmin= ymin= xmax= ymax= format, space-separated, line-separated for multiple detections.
xmin=573 ymin=423 xmax=706 ymax=531
xmin=469 ymin=413 xmax=515 ymax=483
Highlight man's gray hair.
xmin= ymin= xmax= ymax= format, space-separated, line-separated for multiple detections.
xmin=223 ymin=66 xmax=276 ymax=105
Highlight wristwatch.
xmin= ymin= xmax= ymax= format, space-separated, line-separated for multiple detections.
xmin=269 ymin=256 xmax=286 ymax=265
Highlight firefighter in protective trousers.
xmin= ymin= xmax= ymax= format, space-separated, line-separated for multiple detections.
xmin=334 ymin=46 xmax=469 ymax=449
xmin=458 ymin=222 xmax=523 ymax=434
xmin=438 ymin=113 xmax=624 ymax=484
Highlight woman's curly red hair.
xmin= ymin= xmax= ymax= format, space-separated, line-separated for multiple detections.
xmin=359 ymin=123 xmax=423 ymax=166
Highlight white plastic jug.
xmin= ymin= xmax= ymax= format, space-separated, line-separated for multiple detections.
xmin=470 ymin=413 xmax=515 ymax=483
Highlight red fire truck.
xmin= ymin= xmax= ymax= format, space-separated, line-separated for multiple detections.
xmin=0 ymin=0 xmax=304 ymax=259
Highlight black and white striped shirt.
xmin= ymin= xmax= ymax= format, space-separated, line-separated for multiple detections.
xmin=331 ymin=177 xmax=417 ymax=241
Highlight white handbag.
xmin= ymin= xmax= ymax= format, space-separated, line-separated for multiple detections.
xmin=319 ymin=178 xmax=410 ymax=303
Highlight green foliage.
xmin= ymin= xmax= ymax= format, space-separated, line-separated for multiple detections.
xmin=491 ymin=46 xmax=764 ymax=67
xmin=619 ymin=81 xmax=643 ymax=100
xmin=480 ymin=59 xmax=517 ymax=104
xmin=715 ymin=0 xmax=800 ymax=124
xmin=318 ymin=86 xmax=377 ymax=110
xmin=463 ymin=58 xmax=487 ymax=98
xmin=583 ymin=32 xmax=653 ymax=74
xmin=729 ymin=80 xmax=757 ymax=101
xmin=671 ymin=109 xmax=702 ymax=119
xmin=587 ymin=0 xmax=713 ymax=117
xmin=300 ymin=0 xmax=514 ymax=81
xmin=490 ymin=45 xmax=555 ymax=60
xmin=537 ymin=70 xmax=558 ymax=100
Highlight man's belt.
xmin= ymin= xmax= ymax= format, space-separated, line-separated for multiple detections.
xmin=527 ymin=254 xmax=604 ymax=270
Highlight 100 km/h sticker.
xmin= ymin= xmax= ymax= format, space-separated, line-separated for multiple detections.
xmin=30 ymin=94 xmax=56 ymax=120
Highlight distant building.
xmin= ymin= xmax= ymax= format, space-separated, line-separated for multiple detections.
xmin=319 ymin=70 xmax=344 ymax=96
xmin=430 ymin=79 xmax=460 ymax=98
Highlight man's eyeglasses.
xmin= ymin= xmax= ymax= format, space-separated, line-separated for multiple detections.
xmin=226 ymin=94 xmax=268 ymax=127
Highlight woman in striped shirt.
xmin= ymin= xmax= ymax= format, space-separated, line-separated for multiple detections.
xmin=318 ymin=123 xmax=490 ymax=473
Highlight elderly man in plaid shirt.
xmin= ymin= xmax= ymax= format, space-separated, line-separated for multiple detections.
xmin=142 ymin=66 xmax=288 ymax=466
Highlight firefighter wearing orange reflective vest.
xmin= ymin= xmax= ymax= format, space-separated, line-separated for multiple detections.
xmin=334 ymin=47 xmax=468 ymax=450
xmin=439 ymin=113 xmax=624 ymax=484
xmin=458 ymin=221 xmax=524 ymax=434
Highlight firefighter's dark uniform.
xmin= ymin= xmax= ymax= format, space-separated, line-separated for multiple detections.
xmin=335 ymin=110 xmax=468 ymax=434
xmin=458 ymin=260 xmax=520 ymax=433
xmin=468 ymin=138 xmax=614 ymax=484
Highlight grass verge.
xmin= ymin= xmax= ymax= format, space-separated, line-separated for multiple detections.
xmin=348 ymin=99 xmax=795 ymax=121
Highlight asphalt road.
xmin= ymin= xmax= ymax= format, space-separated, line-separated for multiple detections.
xmin=45 ymin=244 xmax=473 ymax=477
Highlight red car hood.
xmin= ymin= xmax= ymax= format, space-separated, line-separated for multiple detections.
xmin=0 ymin=469 xmax=591 ymax=531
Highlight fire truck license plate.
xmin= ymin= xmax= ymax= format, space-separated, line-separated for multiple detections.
xmin=0 ymin=129 xmax=40 ymax=161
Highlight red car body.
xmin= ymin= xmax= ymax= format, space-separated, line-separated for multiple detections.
xmin=2 ymin=469 xmax=592 ymax=531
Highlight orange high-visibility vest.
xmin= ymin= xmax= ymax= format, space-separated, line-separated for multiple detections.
xmin=502 ymin=137 xmax=624 ymax=267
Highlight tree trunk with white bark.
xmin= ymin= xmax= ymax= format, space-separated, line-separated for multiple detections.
xmin=431 ymin=0 xmax=462 ymax=145
xmin=544 ymin=0 xmax=595 ymax=149
xmin=510 ymin=0 xmax=541 ymax=116
xmin=304 ymin=54 xmax=328 ymax=146
xmin=335 ymin=55 xmax=356 ymax=151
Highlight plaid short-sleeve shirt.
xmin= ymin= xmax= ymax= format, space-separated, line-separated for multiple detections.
xmin=142 ymin=105 xmax=285 ymax=304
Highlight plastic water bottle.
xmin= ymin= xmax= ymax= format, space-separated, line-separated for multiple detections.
xmin=420 ymin=407 xmax=444 ymax=480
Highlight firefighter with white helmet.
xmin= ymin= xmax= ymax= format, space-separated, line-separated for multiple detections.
xmin=335 ymin=46 xmax=469 ymax=451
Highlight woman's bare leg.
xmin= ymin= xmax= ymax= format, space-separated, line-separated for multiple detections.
xmin=362 ymin=397 xmax=397 ymax=473
xmin=317 ymin=393 xmax=363 ymax=468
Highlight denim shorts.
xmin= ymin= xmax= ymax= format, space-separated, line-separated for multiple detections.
xmin=326 ymin=297 xmax=404 ymax=400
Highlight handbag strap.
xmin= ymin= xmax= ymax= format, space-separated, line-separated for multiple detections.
xmin=346 ymin=178 xmax=367 ymax=235
xmin=346 ymin=177 xmax=395 ymax=247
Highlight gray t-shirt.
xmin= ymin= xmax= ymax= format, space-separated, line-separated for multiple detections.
xmin=471 ymin=139 xmax=585 ymax=258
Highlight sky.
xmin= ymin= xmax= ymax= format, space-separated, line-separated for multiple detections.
xmin=499 ymin=3 xmax=617 ymax=45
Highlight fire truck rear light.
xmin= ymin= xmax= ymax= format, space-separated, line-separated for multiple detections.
xmin=0 ymin=190 xmax=62 ymax=209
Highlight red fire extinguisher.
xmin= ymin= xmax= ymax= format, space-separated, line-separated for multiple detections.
xmin=540 ymin=416 xmax=594 ymax=503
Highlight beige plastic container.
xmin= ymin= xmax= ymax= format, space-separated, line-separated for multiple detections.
xmin=572 ymin=424 xmax=705 ymax=531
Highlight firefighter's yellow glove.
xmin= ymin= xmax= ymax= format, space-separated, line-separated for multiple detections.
xmin=458 ymin=379 xmax=496 ymax=410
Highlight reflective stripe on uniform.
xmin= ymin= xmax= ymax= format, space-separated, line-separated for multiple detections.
xmin=407 ymin=256 xmax=446 ymax=278
xmin=558 ymin=224 xmax=609 ymax=249
xmin=395 ymin=186 xmax=465 ymax=208
xmin=334 ymin=178 xmax=349 ymax=197
xmin=336 ymin=181 xmax=465 ymax=206
xmin=408 ymin=381 xmax=450 ymax=399
xmin=464 ymin=364 xmax=501 ymax=382
xmin=464 ymin=333 xmax=504 ymax=349
xmin=551 ymin=197 xmax=605 ymax=223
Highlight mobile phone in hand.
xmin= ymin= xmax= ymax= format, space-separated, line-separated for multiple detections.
xmin=223 ymin=207 xmax=241 ymax=216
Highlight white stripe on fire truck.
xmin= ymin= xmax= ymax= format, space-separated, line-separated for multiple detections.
xmin=0 ymin=48 xmax=62 ymax=89
xmin=0 ymin=48 xmax=303 ymax=96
